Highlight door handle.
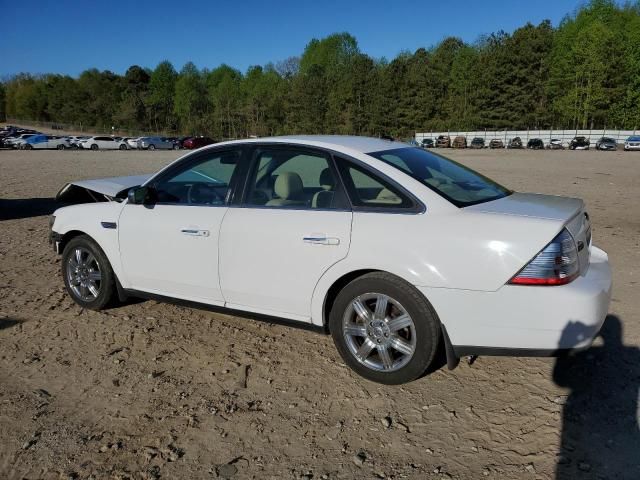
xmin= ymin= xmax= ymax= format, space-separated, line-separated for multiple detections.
xmin=181 ymin=228 xmax=210 ymax=237
xmin=303 ymin=235 xmax=340 ymax=246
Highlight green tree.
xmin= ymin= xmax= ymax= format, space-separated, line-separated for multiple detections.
xmin=148 ymin=61 xmax=178 ymax=132
xmin=0 ymin=83 xmax=6 ymax=122
xmin=114 ymin=65 xmax=150 ymax=129
xmin=174 ymin=62 xmax=207 ymax=134
xmin=205 ymin=64 xmax=243 ymax=139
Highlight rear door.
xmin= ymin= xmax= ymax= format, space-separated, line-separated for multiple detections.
xmin=218 ymin=145 xmax=352 ymax=320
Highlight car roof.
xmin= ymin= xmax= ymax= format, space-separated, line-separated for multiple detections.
xmin=238 ymin=135 xmax=413 ymax=153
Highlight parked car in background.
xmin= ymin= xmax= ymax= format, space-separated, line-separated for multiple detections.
xmin=435 ymin=135 xmax=451 ymax=148
xmin=137 ymin=136 xmax=178 ymax=150
xmin=22 ymin=134 xmax=70 ymax=150
xmin=182 ymin=136 xmax=216 ymax=150
xmin=548 ymin=139 xmax=564 ymax=150
xmin=595 ymin=137 xmax=617 ymax=151
xmin=488 ymin=139 xmax=504 ymax=149
xmin=526 ymin=138 xmax=544 ymax=150
xmin=452 ymin=136 xmax=467 ymax=148
xmin=81 ymin=136 xmax=127 ymax=150
xmin=177 ymin=136 xmax=193 ymax=149
xmin=67 ymin=136 xmax=91 ymax=149
xmin=6 ymin=133 xmax=38 ymax=148
xmin=507 ymin=137 xmax=523 ymax=149
xmin=624 ymin=136 xmax=640 ymax=151
xmin=164 ymin=137 xmax=181 ymax=149
xmin=470 ymin=137 xmax=485 ymax=149
xmin=421 ymin=138 xmax=434 ymax=148
xmin=569 ymin=136 xmax=590 ymax=150
xmin=50 ymin=136 xmax=611 ymax=385
xmin=126 ymin=137 xmax=141 ymax=149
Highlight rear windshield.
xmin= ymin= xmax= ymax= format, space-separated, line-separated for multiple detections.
xmin=368 ymin=147 xmax=511 ymax=207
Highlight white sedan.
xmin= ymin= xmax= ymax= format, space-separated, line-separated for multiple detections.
xmin=80 ymin=136 xmax=127 ymax=150
xmin=22 ymin=134 xmax=70 ymax=150
xmin=49 ymin=136 xmax=612 ymax=384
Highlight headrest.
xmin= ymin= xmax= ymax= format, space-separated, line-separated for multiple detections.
xmin=274 ymin=172 xmax=303 ymax=200
xmin=319 ymin=168 xmax=335 ymax=191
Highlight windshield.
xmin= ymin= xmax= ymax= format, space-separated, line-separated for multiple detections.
xmin=368 ymin=147 xmax=511 ymax=207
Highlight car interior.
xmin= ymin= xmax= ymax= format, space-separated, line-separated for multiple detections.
xmin=248 ymin=151 xmax=406 ymax=209
xmin=248 ymin=151 xmax=341 ymax=208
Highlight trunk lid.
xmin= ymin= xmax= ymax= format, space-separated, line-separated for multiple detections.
xmin=467 ymin=193 xmax=592 ymax=275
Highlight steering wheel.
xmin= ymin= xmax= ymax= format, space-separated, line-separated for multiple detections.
xmin=187 ymin=183 xmax=223 ymax=205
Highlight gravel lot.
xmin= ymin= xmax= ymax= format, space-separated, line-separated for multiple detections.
xmin=1 ymin=147 xmax=638 ymax=480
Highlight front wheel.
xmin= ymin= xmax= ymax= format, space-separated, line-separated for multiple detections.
xmin=57 ymin=144 xmax=65 ymax=150
xmin=329 ymin=272 xmax=440 ymax=384
xmin=148 ymin=144 xmax=156 ymax=151
xmin=119 ymin=144 xmax=127 ymax=150
xmin=90 ymin=144 xmax=99 ymax=150
xmin=62 ymin=235 xmax=117 ymax=310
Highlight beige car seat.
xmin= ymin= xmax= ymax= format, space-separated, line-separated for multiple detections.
xmin=266 ymin=172 xmax=305 ymax=206
xmin=311 ymin=168 xmax=335 ymax=208
xmin=374 ymin=188 xmax=402 ymax=204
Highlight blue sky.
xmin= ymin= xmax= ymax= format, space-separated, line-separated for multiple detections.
xmin=2 ymin=0 xmax=586 ymax=77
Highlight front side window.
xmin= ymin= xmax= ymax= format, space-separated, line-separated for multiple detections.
xmin=369 ymin=147 xmax=510 ymax=207
xmin=152 ymin=150 xmax=241 ymax=206
xmin=245 ymin=148 xmax=346 ymax=209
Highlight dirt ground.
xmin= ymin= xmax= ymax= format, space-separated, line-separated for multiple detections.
xmin=0 ymin=146 xmax=638 ymax=480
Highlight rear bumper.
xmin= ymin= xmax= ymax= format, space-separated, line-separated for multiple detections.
xmin=419 ymin=246 xmax=612 ymax=356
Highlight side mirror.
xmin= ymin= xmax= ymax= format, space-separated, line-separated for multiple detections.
xmin=127 ymin=186 xmax=156 ymax=205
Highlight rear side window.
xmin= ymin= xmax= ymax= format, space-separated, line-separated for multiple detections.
xmin=369 ymin=147 xmax=510 ymax=207
xmin=245 ymin=148 xmax=348 ymax=209
xmin=335 ymin=158 xmax=414 ymax=209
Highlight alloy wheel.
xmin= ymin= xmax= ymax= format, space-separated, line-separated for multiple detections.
xmin=66 ymin=247 xmax=102 ymax=302
xmin=342 ymin=293 xmax=416 ymax=372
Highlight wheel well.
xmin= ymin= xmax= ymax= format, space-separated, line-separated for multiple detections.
xmin=58 ymin=230 xmax=87 ymax=254
xmin=322 ymin=269 xmax=379 ymax=331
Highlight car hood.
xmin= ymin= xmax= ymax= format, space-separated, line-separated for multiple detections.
xmin=465 ymin=192 xmax=583 ymax=221
xmin=56 ymin=174 xmax=152 ymax=203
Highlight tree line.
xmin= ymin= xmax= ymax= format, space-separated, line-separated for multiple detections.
xmin=2 ymin=0 xmax=639 ymax=139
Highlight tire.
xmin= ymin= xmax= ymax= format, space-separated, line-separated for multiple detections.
xmin=57 ymin=144 xmax=65 ymax=150
xmin=91 ymin=144 xmax=99 ymax=150
xmin=329 ymin=272 xmax=440 ymax=384
xmin=24 ymin=144 xmax=32 ymax=150
xmin=173 ymin=144 xmax=180 ymax=150
xmin=119 ymin=144 xmax=127 ymax=150
xmin=149 ymin=144 xmax=156 ymax=151
xmin=61 ymin=235 xmax=117 ymax=310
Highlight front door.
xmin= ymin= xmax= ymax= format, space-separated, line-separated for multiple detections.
xmin=118 ymin=148 xmax=243 ymax=305
xmin=219 ymin=145 xmax=352 ymax=320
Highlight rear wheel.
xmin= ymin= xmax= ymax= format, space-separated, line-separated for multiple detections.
xmin=23 ymin=144 xmax=33 ymax=150
xmin=62 ymin=235 xmax=117 ymax=310
xmin=57 ymin=144 xmax=65 ymax=150
xmin=329 ymin=272 xmax=440 ymax=384
xmin=90 ymin=144 xmax=98 ymax=150
xmin=119 ymin=144 xmax=127 ymax=150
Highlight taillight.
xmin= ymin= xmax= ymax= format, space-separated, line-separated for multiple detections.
xmin=509 ymin=229 xmax=579 ymax=286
